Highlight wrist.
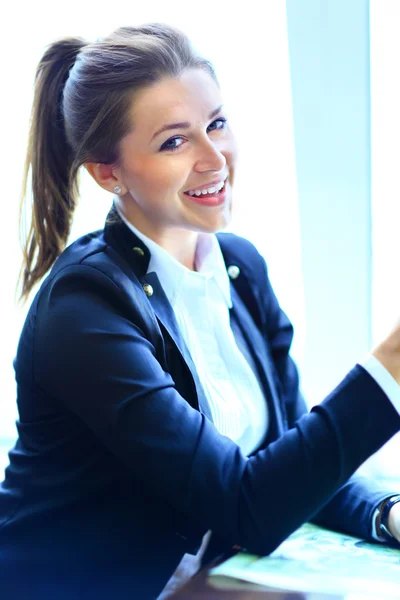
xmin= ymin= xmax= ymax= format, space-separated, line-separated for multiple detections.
xmin=387 ymin=500 xmax=400 ymax=540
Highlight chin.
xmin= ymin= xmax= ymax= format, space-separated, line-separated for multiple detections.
xmin=186 ymin=200 xmax=233 ymax=234
xmin=203 ymin=215 xmax=231 ymax=234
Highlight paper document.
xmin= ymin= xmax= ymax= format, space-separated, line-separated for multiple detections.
xmin=209 ymin=523 xmax=400 ymax=598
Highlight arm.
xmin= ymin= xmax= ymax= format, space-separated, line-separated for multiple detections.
xmin=34 ymin=262 xmax=400 ymax=555
xmin=254 ymin=250 xmax=400 ymax=541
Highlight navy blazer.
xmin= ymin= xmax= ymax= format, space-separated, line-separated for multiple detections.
xmin=0 ymin=206 xmax=399 ymax=599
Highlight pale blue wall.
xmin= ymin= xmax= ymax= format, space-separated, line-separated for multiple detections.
xmin=286 ymin=0 xmax=372 ymax=403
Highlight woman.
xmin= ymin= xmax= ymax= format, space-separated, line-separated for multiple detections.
xmin=1 ymin=23 xmax=400 ymax=599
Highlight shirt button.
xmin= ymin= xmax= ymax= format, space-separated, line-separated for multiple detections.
xmin=132 ymin=246 xmax=145 ymax=256
xmin=227 ymin=265 xmax=240 ymax=279
xmin=142 ymin=284 xmax=154 ymax=297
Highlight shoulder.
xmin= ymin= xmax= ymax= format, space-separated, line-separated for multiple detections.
xmin=37 ymin=229 xmax=142 ymax=297
xmin=216 ymin=231 xmax=262 ymax=259
xmin=29 ymin=228 xmax=156 ymax=339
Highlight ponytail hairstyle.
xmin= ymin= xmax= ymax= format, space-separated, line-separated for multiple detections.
xmin=19 ymin=23 xmax=217 ymax=301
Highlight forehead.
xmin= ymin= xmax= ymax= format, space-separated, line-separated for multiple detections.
xmin=129 ymin=69 xmax=222 ymax=131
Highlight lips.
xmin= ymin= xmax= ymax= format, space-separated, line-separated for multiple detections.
xmin=185 ymin=181 xmax=227 ymax=207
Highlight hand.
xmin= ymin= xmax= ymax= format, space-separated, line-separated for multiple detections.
xmin=372 ymin=319 xmax=400 ymax=385
xmin=388 ymin=502 xmax=400 ymax=542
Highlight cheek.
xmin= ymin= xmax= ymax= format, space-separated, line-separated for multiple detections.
xmin=122 ymin=152 xmax=189 ymax=198
xmin=123 ymin=157 xmax=167 ymax=195
xmin=153 ymin=160 xmax=190 ymax=193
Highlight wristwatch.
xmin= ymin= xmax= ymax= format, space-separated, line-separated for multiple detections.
xmin=379 ymin=494 xmax=400 ymax=540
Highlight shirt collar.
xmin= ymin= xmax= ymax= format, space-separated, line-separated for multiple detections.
xmin=115 ymin=204 xmax=232 ymax=309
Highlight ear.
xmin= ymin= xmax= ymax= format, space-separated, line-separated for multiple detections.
xmin=84 ymin=162 xmax=126 ymax=194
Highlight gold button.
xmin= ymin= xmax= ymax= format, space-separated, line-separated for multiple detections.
xmin=142 ymin=283 xmax=153 ymax=298
xmin=227 ymin=265 xmax=240 ymax=279
xmin=132 ymin=246 xmax=145 ymax=256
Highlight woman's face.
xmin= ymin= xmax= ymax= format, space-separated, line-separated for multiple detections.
xmin=115 ymin=68 xmax=237 ymax=249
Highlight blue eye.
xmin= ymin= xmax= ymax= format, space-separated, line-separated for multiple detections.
xmin=160 ymin=136 xmax=185 ymax=152
xmin=207 ymin=117 xmax=227 ymax=131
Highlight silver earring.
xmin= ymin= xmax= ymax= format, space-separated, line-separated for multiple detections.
xmin=114 ymin=185 xmax=122 ymax=194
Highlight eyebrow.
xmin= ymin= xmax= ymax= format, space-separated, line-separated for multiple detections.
xmin=151 ymin=105 xmax=224 ymax=141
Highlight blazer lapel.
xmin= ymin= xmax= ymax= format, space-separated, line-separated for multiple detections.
xmin=104 ymin=207 xmax=212 ymax=420
xmin=139 ymin=272 xmax=213 ymax=422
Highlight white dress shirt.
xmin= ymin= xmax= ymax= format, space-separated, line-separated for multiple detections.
xmin=117 ymin=209 xmax=268 ymax=457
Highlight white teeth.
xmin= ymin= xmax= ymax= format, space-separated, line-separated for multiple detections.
xmin=187 ymin=180 xmax=226 ymax=196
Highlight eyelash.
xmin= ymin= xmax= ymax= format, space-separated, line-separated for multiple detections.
xmin=160 ymin=117 xmax=227 ymax=152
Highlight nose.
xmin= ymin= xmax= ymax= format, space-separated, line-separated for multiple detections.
xmin=193 ymin=137 xmax=226 ymax=173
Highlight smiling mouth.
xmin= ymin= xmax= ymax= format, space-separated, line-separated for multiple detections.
xmin=183 ymin=181 xmax=227 ymax=208
xmin=184 ymin=178 xmax=227 ymax=198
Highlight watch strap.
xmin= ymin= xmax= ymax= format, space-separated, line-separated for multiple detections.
xmin=379 ymin=494 xmax=400 ymax=540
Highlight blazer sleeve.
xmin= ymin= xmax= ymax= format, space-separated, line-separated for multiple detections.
xmin=34 ymin=261 xmax=400 ymax=555
xmin=254 ymin=249 xmax=400 ymax=542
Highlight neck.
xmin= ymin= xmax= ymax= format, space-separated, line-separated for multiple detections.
xmin=159 ymin=228 xmax=199 ymax=271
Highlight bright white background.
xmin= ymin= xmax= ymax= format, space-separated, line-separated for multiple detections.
xmin=0 ymin=1 xmax=304 ymax=462
xmin=368 ymin=0 xmax=400 ymax=478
